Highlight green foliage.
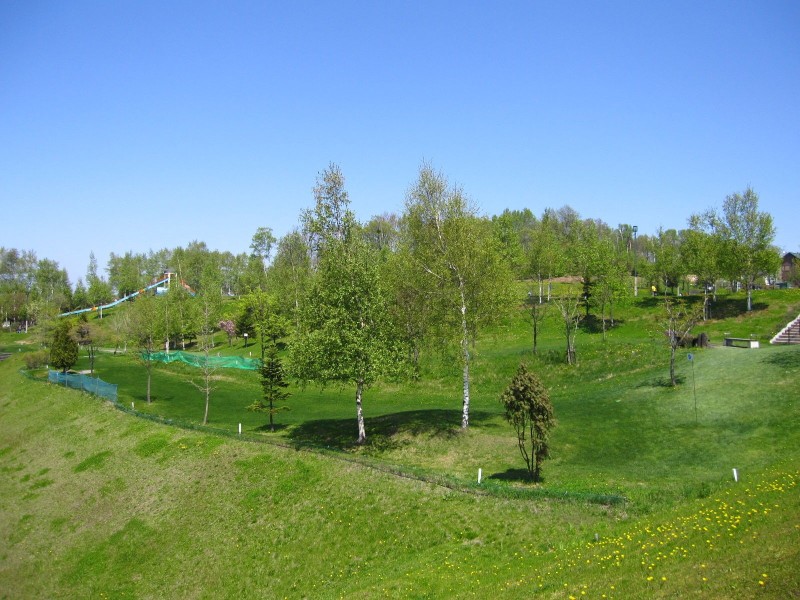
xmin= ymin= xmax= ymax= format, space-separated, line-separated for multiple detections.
xmin=235 ymin=303 xmax=256 ymax=343
xmin=248 ymin=343 xmax=291 ymax=431
xmin=23 ymin=350 xmax=48 ymax=370
xmin=292 ymin=164 xmax=405 ymax=443
xmin=499 ymin=363 xmax=555 ymax=481
xmin=402 ymin=163 xmax=515 ymax=428
xmin=49 ymin=319 xmax=79 ymax=373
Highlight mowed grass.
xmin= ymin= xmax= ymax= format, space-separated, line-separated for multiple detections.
xmin=77 ymin=288 xmax=800 ymax=510
xmin=1 ymin=288 xmax=799 ymax=598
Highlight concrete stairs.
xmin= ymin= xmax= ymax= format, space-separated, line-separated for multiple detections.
xmin=771 ymin=315 xmax=800 ymax=345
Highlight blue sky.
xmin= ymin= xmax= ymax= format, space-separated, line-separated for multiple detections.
xmin=2 ymin=1 xmax=798 ymax=286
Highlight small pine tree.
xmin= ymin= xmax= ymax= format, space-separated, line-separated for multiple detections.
xmin=499 ymin=363 xmax=556 ymax=482
xmin=248 ymin=343 xmax=290 ymax=431
xmin=50 ymin=319 xmax=79 ymax=373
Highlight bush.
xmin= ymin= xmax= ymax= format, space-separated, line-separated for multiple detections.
xmin=24 ymin=350 xmax=49 ymax=370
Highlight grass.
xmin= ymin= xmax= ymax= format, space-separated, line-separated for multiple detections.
xmin=1 ymin=287 xmax=799 ymax=597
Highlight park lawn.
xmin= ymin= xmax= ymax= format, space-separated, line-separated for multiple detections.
xmin=1 ymin=288 xmax=799 ymax=597
xmin=1 ymin=346 xmax=799 ymax=598
xmin=78 ymin=290 xmax=800 ymax=512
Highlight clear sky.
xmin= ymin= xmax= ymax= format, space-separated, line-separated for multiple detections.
xmin=2 ymin=1 xmax=799 ymax=286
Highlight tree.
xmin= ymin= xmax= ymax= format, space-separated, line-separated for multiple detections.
xmin=659 ymin=297 xmax=703 ymax=386
xmin=127 ymin=293 xmax=163 ymax=403
xmin=552 ymin=285 xmax=583 ymax=365
xmin=592 ymin=229 xmax=630 ymax=338
xmin=235 ymin=303 xmax=256 ymax=347
xmin=682 ymin=226 xmax=723 ymax=319
xmin=218 ymin=319 xmax=236 ymax=346
xmin=499 ymin=363 xmax=555 ymax=482
xmin=107 ymin=251 xmax=145 ymax=299
xmin=528 ymin=211 xmax=563 ymax=302
xmin=50 ymin=318 xmax=79 ymax=373
xmin=248 ymin=343 xmax=291 ymax=432
xmin=243 ymin=289 xmax=287 ymax=361
xmin=651 ymin=228 xmax=687 ymax=295
xmin=86 ymin=252 xmax=113 ymax=309
xmin=291 ymin=164 xmax=404 ymax=444
xmin=189 ymin=267 xmax=222 ymax=425
xmin=72 ymin=279 xmax=89 ymax=311
xmin=33 ymin=258 xmax=72 ymax=313
xmin=525 ymin=292 xmax=549 ymax=355
xmin=267 ymin=230 xmax=311 ymax=330
xmin=250 ymin=226 xmax=277 ymax=273
xmin=402 ymin=163 xmax=514 ymax=429
xmin=74 ymin=313 xmax=103 ymax=374
xmin=693 ymin=187 xmax=780 ymax=311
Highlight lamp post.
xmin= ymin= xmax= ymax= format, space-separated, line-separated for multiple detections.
xmin=243 ymin=332 xmax=248 ymax=348
xmin=632 ymin=225 xmax=638 ymax=297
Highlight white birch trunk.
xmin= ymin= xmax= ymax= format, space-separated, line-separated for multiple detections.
xmin=355 ymin=379 xmax=366 ymax=443
xmin=459 ymin=281 xmax=470 ymax=429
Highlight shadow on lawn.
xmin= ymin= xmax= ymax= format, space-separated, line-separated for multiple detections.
xmin=288 ymin=409 xmax=496 ymax=451
xmin=636 ymin=375 xmax=686 ymax=388
xmin=761 ymin=348 xmax=800 ymax=369
xmin=488 ymin=468 xmax=537 ymax=483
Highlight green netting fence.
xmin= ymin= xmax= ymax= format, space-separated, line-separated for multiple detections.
xmin=144 ymin=351 xmax=261 ymax=370
xmin=48 ymin=370 xmax=118 ymax=402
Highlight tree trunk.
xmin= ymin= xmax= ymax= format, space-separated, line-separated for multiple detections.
xmin=669 ymin=343 xmax=677 ymax=386
xmin=146 ymin=364 xmax=152 ymax=404
xmin=203 ymin=386 xmax=210 ymax=425
xmin=355 ymin=379 xmax=366 ymax=444
xmin=459 ymin=283 xmax=470 ymax=429
xmin=565 ymin=320 xmax=574 ymax=365
xmin=747 ymin=282 xmax=752 ymax=311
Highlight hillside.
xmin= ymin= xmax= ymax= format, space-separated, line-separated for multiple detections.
xmin=1 ymin=291 xmax=799 ymax=598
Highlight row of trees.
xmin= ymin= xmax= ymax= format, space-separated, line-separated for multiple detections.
xmin=17 ymin=165 xmax=783 ymax=441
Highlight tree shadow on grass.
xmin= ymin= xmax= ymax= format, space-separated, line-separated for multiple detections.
xmin=488 ymin=468 xmax=536 ymax=484
xmin=288 ymin=409 xmax=497 ymax=452
xmin=709 ymin=298 xmax=768 ymax=319
xmin=253 ymin=423 xmax=290 ymax=433
xmin=761 ymin=348 xmax=800 ymax=369
xmin=636 ymin=375 xmax=686 ymax=388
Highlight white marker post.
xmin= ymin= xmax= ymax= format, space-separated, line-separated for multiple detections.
xmin=238 ymin=423 xmax=242 ymax=435
xmin=733 ymin=468 xmax=738 ymax=482
xmin=132 ymin=402 xmax=134 ymax=410
xmin=478 ymin=468 xmax=482 ymax=484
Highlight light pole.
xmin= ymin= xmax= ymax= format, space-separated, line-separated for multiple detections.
xmin=632 ymin=225 xmax=638 ymax=297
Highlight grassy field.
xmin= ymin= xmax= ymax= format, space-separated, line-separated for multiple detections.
xmin=1 ymin=288 xmax=799 ymax=598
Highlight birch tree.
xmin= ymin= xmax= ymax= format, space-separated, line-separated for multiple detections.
xmin=291 ymin=164 xmax=403 ymax=444
xmin=127 ymin=294 xmax=163 ymax=403
xmin=692 ymin=187 xmax=779 ymax=311
xmin=553 ymin=285 xmax=583 ymax=365
xmin=190 ymin=266 xmax=223 ymax=425
xmin=402 ymin=164 xmax=513 ymax=429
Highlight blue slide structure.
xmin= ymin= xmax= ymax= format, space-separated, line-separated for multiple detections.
xmin=59 ymin=277 xmax=171 ymax=317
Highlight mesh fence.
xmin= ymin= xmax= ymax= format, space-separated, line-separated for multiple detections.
xmin=48 ymin=371 xmax=118 ymax=402
xmin=144 ymin=351 xmax=261 ymax=371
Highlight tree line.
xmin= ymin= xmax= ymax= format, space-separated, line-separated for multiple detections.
xmin=2 ymin=165 xmax=782 ymax=441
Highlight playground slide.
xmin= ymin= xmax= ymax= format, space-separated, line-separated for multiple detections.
xmin=59 ymin=277 xmax=170 ymax=317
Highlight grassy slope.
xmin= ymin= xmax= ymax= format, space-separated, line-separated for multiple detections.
xmin=1 ymin=289 xmax=799 ymax=598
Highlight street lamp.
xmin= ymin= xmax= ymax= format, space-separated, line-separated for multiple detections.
xmin=632 ymin=225 xmax=638 ymax=297
xmin=243 ymin=332 xmax=248 ymax=348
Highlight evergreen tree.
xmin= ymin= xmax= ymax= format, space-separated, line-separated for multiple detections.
xmin=249 ymin=343 xmax=290 ymax=432
xmin=499 ymin=363 xmax=556 ymax=482
xmin=50 ymin=319 xmax=79 ymax=373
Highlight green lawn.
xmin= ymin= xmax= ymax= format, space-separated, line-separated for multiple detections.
xmin=1 ymin=288 xmax=799 ymax=598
